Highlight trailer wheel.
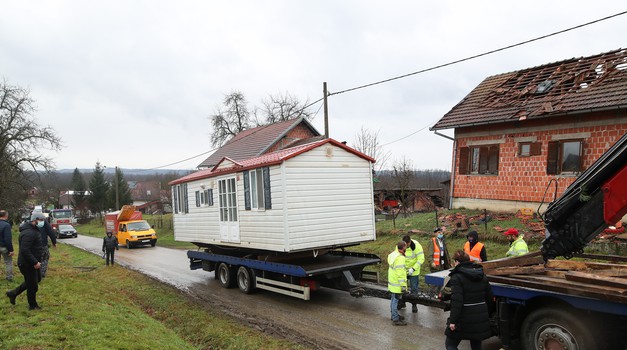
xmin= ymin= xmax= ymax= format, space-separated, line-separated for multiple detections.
xmin=521 ymin=307 xmax=597 ymax=350
xmin=216 ymin=263 xmax=234 ymax=288
xmin=237 ymin=266 xmax=254 ymax=294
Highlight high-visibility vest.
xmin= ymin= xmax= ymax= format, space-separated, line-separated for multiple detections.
xmin=464 ymin=241 xmax=484 ymax=262
xmin=506 ymin=235 xmax=529 ymax=257
xmin=405 ymin=239 xmax=425 ymax=276
xmin=432 ymin=237 xmax=443 ymax=266
xmin=387 ymin=250 xmax=407 ymax=293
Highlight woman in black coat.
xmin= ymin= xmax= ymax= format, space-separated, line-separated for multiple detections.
xmin=445 ymin=250 xmax=495 ymax=350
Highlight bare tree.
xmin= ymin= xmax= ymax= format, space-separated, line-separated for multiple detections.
xmin=353 ymin=127 xmax=390 ymax=175
xmin=0 ymin=80 xmax=62 ymax=212
xmin=391 ymin=156 xmax=416 ymax=221
xmin=259 ymin=92 xmax=313 ymax=124
xmin=209 ymin=91 xmax=253 ymax=147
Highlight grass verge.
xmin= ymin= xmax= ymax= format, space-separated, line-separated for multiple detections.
xmin=0 ymin=243 xmax=303 ymax=350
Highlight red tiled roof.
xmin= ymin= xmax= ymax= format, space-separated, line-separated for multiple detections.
xmin=197 ymin=117 xmax=320 ymax=168
xmin=170 ymin=138 xmax=375 ymax=185
xmin=432 ymin=49 xmax=627 ymax=130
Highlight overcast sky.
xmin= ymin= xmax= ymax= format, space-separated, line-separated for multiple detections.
xmin=1 ymin=1 xmax=626 ymax=172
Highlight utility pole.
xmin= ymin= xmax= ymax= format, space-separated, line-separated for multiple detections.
xmin=323 ymin=82 xmax=329 ymax=138
xmin=115 ymin=166 xmax=119 ymax=210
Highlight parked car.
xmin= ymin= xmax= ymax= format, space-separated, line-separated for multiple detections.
xmin=56 ymin=224 xmax=78 ymax=238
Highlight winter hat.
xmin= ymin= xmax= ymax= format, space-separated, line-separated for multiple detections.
xmin=504 ymin=228 xmax=519 ymax=236
xmin=30 ymin=212 xmax=45 ymax=221
xmin=466 ymin=230 xmax=479 ymax=241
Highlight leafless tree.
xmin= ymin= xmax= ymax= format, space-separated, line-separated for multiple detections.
xmin=0 ymin=80 xmax=62 ymax=213
xmin=258 ymin=92 xmax=313 ymax=125
xmin=353 ymin=127 xmax=390 ymax=175
xmin=391 ymin=156 xmax=416 ymax=220
xmin=209 ymin=91 xmax=253 ymax=147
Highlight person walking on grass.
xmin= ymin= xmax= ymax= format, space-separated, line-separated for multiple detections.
xmin=6 ymin=212 xmax=45 ymax=310
xmin=0 ymin=210 xmax=15 ymax=282
xmin=102 ymin=231 xmax=119 ymax=266
xmin=38 ymin=218 xmax=57 ymax=278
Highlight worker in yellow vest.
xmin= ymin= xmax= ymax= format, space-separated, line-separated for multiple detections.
xmin=388 ymin=241 xmax=408 ymax=326
xmin=463 ymin=231 xmax=487 ymax=262
xmin=402 ymin=234 xmax=425 ymax=313
xmin=504 ymin=228 xmax=529 ymax=257
xmin=430 ymin=227 xmax=452 ymax=271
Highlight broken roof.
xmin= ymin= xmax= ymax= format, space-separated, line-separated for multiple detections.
xmin=432 ymin=49 xmax=627 ymax=130
xmin=197 ymin=117 xmax=321 ymax=168
xmin=170 ymin=138 xmax=375 ymax=185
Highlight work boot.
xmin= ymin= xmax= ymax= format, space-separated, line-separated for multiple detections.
xmin=392 ymin=319 xmax=407 ymax=326
xmin=391 ymin=315 xmax=405 ymax=321
xmin=29 ymin=305 xmax=41 ymax=311
xmin=6 ymin=290 xmax=16 ymax=305
xmin=412 ymin=304 xmax=418 ymax=313
xmin=397 ymin=302 xmax=406 ymax=310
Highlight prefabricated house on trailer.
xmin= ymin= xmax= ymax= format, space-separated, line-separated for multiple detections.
xmin=169 ymin=138 xmax=377 ymax=253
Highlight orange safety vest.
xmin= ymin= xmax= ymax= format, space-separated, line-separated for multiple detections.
xmin=464 ymin=241 xmax=484 ymax=262
xmin=432 ymin=237 xmax=442 ymax=266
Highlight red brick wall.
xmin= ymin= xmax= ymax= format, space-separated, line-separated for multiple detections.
xmin=266 ymin=123 xmax=317 ymax=153
xmin=453 ymin=115 xmax=627 ymax=203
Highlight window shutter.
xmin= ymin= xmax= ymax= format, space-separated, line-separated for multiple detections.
xmin=458 ymin=147 xmax=470 ymax=175
xmin=530 ymin=142 xmax=542 ymax=156
xmin=195 ymin=191 xmax=200 ymax=207
xmin=488 ymin=146 xmax=499 ymax=174
xmin=183 ymin=184 xmax=189 ymax=213
xmin=173 ymin=186 xmax=178 ymax=214
xmin=243 ymin=170 xmax=251 ymax=210
xmin=263 ymin=166 xmax=272 ymax=209
xmin=208 ymin=189 xmax=214 ymax=206
xmin=479 ymin=147 xmax=489 ymax=174
xmin=547 ymin=141 xmax=558 ymax=175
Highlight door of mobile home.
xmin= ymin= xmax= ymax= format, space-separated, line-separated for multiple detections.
xmin=218 ymin=177 xmax=240 ymax=243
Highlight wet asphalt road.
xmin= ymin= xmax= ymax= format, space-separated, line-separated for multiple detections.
xmin=61 ymin=235 xmax=503 ymax=350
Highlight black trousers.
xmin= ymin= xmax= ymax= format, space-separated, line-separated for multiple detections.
xmin=445 ymin=336 xmax=481 ymax=350
xmin=105 ymin=249 xmax=115 ymax=265
xmin=13 ymin=264 xmax=40 ymax=308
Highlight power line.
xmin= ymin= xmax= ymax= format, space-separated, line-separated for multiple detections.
xmin=328 ymin=10 xmax=627 ymax=97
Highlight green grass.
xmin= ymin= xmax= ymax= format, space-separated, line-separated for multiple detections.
xmin=0 ymin=242 xmax=303 ymax=350
xmin=76 ymin=213 xmax=195 ymax=249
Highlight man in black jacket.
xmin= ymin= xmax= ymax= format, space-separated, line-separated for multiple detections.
xmin=102 ymin=231 xmax=119 ymax=266
xmin=6 ymin=212 xmax=45 ymax=310
xmin=0 ymin=210 xmax=14 ymax=281
xmin=444 ymin=250 xmax=495 ymax=350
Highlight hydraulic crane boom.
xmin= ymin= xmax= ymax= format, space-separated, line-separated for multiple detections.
xmin=541 ymin=133 xmax=627 ymax=260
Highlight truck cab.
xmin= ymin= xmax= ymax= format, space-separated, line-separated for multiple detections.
xmin=105 ymin=205 xmax=157 ymax=249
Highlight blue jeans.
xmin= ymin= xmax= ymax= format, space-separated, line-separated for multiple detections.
xmin=408 ymin=275 xmax=420 ymax=295
xmin=390 ymin=293 xmax=401 ymax=321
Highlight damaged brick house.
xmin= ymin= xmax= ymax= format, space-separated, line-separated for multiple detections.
xmin=431 ymin=49 xmax=627 ymax=212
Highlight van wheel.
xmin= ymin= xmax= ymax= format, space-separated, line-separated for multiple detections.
xmin=150 ymin=240 xmax=156 ymax=247
xmin=237 ymin=266 xmax=254 ymax=294
xmin=216 ymin=263 xmax=234 ymax=288
xmin=126 ymin=240 xmax=132 ymax=249
xmin=521 ymin=307 xmax=597 ymax=350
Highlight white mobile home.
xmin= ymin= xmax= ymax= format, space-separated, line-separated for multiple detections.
xmin=170 ymin=139 xmax=376 ymax=252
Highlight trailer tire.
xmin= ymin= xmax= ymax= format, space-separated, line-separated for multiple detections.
xmin=216 ymin=263 xmax=235 ymax=288
xmin=521 ymin=307 xmax=597 ymax=350
xmin=237 ymin=266 xmax=254 ymax=294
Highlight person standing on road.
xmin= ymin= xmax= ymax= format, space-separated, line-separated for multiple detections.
xmin=102 ymin=231 xmax=119 ymax=266
xmin=38 ymin=218 xmax=57 ymax=278
xmin=401 ymin=234 xmax=425 ymax=313
xmin=388 ymin=241 xmax=408 ymax=326
xmin=463 ymin=231 xmax=487 ymax=262
xmin=430 ymin=227 xmax=451 ymax=272
xmin=504 ymin=228 xmax=529 ymax=257
xmin=444 ymin=250 xmax=495 ymax=350
xmin=0 ymin=210 xmax=15 ymax=282
xmin=6 ymin=212 xmax=45 ymax=310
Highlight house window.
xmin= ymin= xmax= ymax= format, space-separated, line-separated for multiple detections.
xmin=204 ymin=189 xmax=214 ymax=206
xmin=547 ymin=140 xmax=583 ymax=175
xmin=243 ymin=167 xmax=272 ymax=210
xmin=173 ymin=184 xmax=188 ymax=214
xmin=459 ymin=145 xmax=499 ymax=175
xmin=518 ymin=142 xmax=542 ymax=157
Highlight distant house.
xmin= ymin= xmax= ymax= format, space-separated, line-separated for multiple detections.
xmin=170 ymin=138 xmax=376 ymax=252
xmin=431 ymin=49 xmax=627 ymax=212
xmin=197 ymin=117 xmax=322 ymax=169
